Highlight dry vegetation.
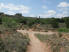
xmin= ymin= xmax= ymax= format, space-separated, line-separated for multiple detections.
xmin=35 ymin=33 xmax=69 ymax=52
xmin=0 ymin=25 xmax=30 ymax=52
xmin=0 ymin=13 xmax=69 ymax=52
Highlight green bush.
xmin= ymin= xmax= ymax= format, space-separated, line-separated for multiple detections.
xmin=50 ymin=18 xmax=59 ymax=28
xmin=58 ymin=28 xmax=69 ymax=32
xmin=64 ymin=18 xmax=69 ymax=28
xmin=2 ymin=17 xmax=19 ymax=30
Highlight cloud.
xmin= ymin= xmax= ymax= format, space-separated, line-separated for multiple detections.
xmin=56 ymin=10 xmax=69 ymax=17
xmin=5 ymin=11 xmax=15 ymax=15
xmin=0 ymin=3 xmax=3 ymax=10
xmin=39 ymin=10 xmax=56 ymax=18
xmin=47 ymin=10 xmax=56 ymax=15
xmin=57 ymin=2 xmax=69 ymax=17
xmin=0 ymin=3 xmax=30 ymax=15
xmin=58 ymin=2 xmax=69 ymax=7
xmin=42 ymin=5 xmax=47 ymax=9
xmin=29 ymin=14 xmax=36 ymax=17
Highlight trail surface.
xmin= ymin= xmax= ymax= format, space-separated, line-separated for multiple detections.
xmin=17 ymin=30 xmax=55 ymax=52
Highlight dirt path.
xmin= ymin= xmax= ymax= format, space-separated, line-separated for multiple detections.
xmin=17 ymin=30 xmax=52 ymax=52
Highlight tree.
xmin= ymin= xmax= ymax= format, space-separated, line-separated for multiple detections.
xmin=50 ymin=18 xmax=59 ymax=28
xmin=0 ymin=18 xmax=2 ymax=24
xmin=64 ymin=17 xmax=69 ymax=28
xmin=15 ymin=13 xmax=22 ymax=18
xmin=2 ymin=17 xmax=19 ymax=30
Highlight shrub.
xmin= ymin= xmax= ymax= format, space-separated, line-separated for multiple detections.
xmin=2 ymin=17 xmax=19 ymax=30
xmin=35 ymin=34 xmax=69 ymax=52
xmin=50 ymin=18 xmax=59 ymax=28
xmin=0 ymin=31 xmax=30 ymax=52
xmin=64 ymin=18 xmax=69 ymax=28
xmin=58 ymin=28 xmax=69 ymax=32
xmin=0 ymin=37 xmax=7 ymax=52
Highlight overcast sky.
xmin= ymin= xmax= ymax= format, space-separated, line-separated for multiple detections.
xmin=0 ymin=0 xmax=69 ymax=18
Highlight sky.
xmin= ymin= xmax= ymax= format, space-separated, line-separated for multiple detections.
xmin=0 ymin=0 xmax=69 ymax=18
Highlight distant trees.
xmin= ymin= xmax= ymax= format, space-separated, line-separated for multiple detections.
xmin=0 ymin=12 xmax=4 ymax=16
xmin=2 ymin=17 xmax=19 ymax=30
xmin=0 ymin=18 xmax=2 ymax=24
xmin=63 ymin=17 xmax=69 ymax=28
xmin=50 ymin=18 xmax=59 ymax=28
xmin=0 ymin=12 xmax=69 ymax=29
xmin=0 ymin=13 xmax=4 ymax=24
xmin=15 ymin=13 xmax=22 ymax=18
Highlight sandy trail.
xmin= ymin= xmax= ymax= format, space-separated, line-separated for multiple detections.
xmin=17 ymin=30 xmax=53 ymax=52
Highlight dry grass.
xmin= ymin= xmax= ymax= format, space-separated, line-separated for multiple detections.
xmin=35 ymin=33 xmax=69 ymax=52
xmin=0 ymin=29 xmax=30 ymax=52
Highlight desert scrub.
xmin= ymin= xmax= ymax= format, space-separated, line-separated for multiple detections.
xmin=35 ymin=34 xmax=50 ymax=42
xmin=58 ymin=28 xmax=69 ymax=33
xmin=35 ymin=34 xmax=69 ymax=52
xmin=0 ymin=38 xmax=6 ymax=52
xmin=0 ymin=30 xmax=30 ymax=52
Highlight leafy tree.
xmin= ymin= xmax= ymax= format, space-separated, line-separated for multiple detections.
xmin=15 ymin=13 xmax=22 ymax=18
xmin=0 ymin=18 xmax=2 ymax=24
xmin=64 ymin=17 xmax=69 ymax=28
xmin=50 ymin=18 xmax=59 ymax=28
xmin=2 ymin=17 xmax=19 ymax=30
